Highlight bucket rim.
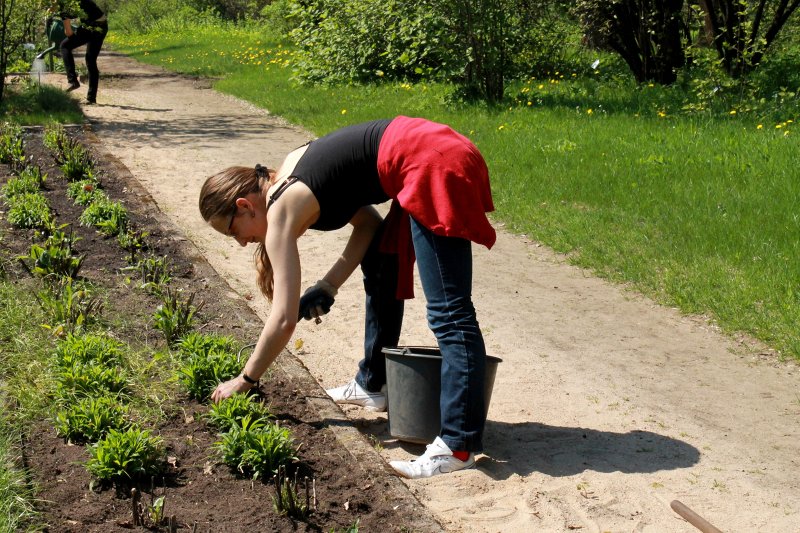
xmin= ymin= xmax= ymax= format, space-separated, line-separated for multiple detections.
xmin=382 ymin=345 xmax=502 ymax=364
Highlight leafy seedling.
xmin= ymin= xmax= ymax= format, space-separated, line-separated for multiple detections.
xmin=86 ymin=427 xmax=165 ymax=483
xmin=206 ymin=393 xmax=273 ymax=432
xmin=215 ymin=416 xmax=297 ymax=480
xmin=54 ymin=395 xmax=130 ymax=443
xmin=153 ymin=288 xmax=203 ymax=347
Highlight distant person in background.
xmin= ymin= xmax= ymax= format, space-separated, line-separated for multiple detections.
xmin=58 ymin=0 xmax=108 ymax=104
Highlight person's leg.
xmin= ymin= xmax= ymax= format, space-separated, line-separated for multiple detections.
xmin=410 ymin=216 xmax=486 ymax=453
xmin=59 ymin=32 xmax=90 ymax=88
xmin=326 ymin=223 xmax=403 ymax=411
xmin=83 ymin=25 xmax=107 ymax=102
xmin=357 ymin=222 xmax=404 ymax=392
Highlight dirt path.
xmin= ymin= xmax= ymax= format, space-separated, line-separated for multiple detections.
xmin=52 ymin=51 xmax=800 ymax=532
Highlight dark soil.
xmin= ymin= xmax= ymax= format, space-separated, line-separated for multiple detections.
xmin=1 ymin=127 xmax=440 ymax=532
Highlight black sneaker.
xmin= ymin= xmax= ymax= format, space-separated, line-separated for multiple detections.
xmin=66 ymin=81 xmax=80 ymax=92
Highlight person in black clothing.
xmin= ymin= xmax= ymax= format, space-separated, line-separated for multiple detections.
xmin=58 ymin=0 xmax=108 ymax=104
xmin=198 ymin=117 xmax=496 ymax=479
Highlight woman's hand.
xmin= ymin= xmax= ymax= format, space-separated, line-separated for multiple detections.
xmin=211 ymin=376 xmax=254 ymax=403
xmin=63 ymin=18 xmax=74 ymax=37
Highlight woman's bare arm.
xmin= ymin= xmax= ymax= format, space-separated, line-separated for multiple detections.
xmin=321 ymin=205 xmax=383 ymax=289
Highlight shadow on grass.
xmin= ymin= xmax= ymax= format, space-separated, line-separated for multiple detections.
xmin=0 ymin=81 xmax=83 ymax=125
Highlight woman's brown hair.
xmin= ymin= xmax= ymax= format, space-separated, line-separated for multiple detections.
xmin=199 ymin=165 xmax=277 ymax=300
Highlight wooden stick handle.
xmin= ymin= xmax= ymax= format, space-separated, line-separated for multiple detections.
xmin=670 ymin=500 xmax=723 ymax=533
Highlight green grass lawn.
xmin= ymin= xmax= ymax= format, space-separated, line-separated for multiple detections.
xmin=104 ymin=25 xmax=799 ymax=360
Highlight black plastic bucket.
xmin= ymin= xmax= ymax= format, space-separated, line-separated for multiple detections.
xmin=382 ymin=346 xmax=502 ymax=444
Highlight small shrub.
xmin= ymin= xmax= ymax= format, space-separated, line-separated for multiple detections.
xmin=177 ymin=331 xmax=240 ymax=360
xmin=2 ymin=166 xmax=46 ymax=201
xmin=54 ymin=395 xmax=130 ymax=443
xmin=177 ymin=349 xmax=240 ymax=401
xmin=86 ymin=427 xmax=165 ymax=482
xmin=59 ymin=139 xmax=95 ymax=181
xmin=0 ymin=122 xmax=26 ymax=170
xmin=206 ymin=393 xmax=273 ymax=432
xmin=6 ymin=192 xmax=52 ymax=230
xmin=153 ymin=289 xmax=202 ymax=347
xmin=54 ymin=333 xmax=125 ymax=368
xmin=42 ymin=122 xmax=68 ymax=154
xmin=135 ymin=255 xmax=171 ymax=293
xmin=35 ymin=278 xmax=103 ymax=336
xmin=2 ymin=175 xmax=39 ymax=202
xmin=117 ymin=228 xmax=149 ymax=265
xmin=67 ymin=178 xmax=105 ymax=206
xmin=79 ymin=198 xmax=129 ymax=236
xmin=215 ymin=417 xmax=297 ymax=480
xmin=19 ymin=227 xmax=85 ymax=280
xmin=56 ymin=361 xmax=129 ymax=397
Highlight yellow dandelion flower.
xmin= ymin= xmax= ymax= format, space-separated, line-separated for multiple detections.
xmin=776 ymin=124 xmax=783 ymax=129
xmin=527 ymin=101 xmax=532 ymax=106
xmin=341 ymin=109 xmax=347 ymax=115
xmin=729 ymin=110 xmax=737 ymax=115
xmin=658 ymin=111 xmax=666 ymax=118
xmin=498 ymin=125 xmax=506 ymax=131
xmin=587 ymin=108 xmax=593 ymax=115
xmin=757 ymin=124 xmax=763 ymax=129
xmin=538 ymin=84 xmax=544 ymax=90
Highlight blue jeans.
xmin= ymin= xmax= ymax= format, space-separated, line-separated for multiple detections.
xmin=357 ymin=216 xmax=487 ymax=452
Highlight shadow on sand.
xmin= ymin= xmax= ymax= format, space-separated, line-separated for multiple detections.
xmin=359 ymin=418 xmax=699 ymax=481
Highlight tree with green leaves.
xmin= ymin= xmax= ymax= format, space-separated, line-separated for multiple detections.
xmin=698 ymin=0 xmax=800 ymax=77
xmin=0 ymin=0 xmax=47 ymax=101
xmin=575 ymin=0 xmax=687 ymax=84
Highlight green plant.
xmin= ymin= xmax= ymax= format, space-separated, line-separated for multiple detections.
xmin=117 ymin=228 xmax=149 ymax=265
xmin=5 ymin=192 xmax=52 ymax=230
xmin=18 ymin=227 xmax=85 ymax=280
xmin=0 ymin=415 xmax=39 ymax=532
xmin=215 ymin=416 xmax=297 ymax=480
xmin=0 ymin=122 xmax=26 ymax=170
xmin=177 ymin=331 xmax=240 ymax=360
xmin=59 ymin=138 xmax=95 ymax=181
xmin=146 ymin=495 xmax=166 ymax=524
xmin=79 ymin=198 xmax=129 ymax=236
xmin=177 ymin=349 xmax=241 ymax=401
xmin=54 ymin=333 xmax=125 ymax=368
xmin=329 ymin=520 xmax=360 ymax=533
xmin=35 ymin=278 xmax=103 ymax=336
xmin=206 ymin=392 xmax=273 ymax=432
xmin=272 ymin=465 xmax=313 ymax=519
xmin=1 ymin=166 xmax=46 ymax=201
xmin=153 ymin=288 xmax=203 ymax=347
xmin=43 ymin=122 xmax=68 ymax=154
xmin=86 ymin=427 xmax=165 ymax=482
xmin=67 ymin=178 xmax=106 ymax=206
xmin=54 ymin=395 xmax=130 ymax=443
xmin=56 ymin=361 xmax=129 ymax=398
xmin=135 ymin=255 xmax=172 ymax=293
xmin=289 ymin=0 xmax=455 ymax=84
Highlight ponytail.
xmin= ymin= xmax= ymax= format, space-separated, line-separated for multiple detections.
xmin=255 ymin=242 xmax=274 ymax=301
xmin=199 ymin=165 xmax=276 ymax=301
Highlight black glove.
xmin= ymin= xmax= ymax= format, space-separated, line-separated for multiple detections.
xmin=298 ymin=280 xmax=337 ymax=321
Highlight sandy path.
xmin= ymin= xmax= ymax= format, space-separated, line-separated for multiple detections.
xmin=54 ymin=51 xmax=800 ymax=532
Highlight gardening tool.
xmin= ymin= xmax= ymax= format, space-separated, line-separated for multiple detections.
xmin=35 ymin=17 xmax=66 ymax=60
xmin=670 ymin=500 xmax=724 ymax=533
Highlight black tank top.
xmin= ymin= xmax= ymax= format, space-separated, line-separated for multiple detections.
xmin=292 ymin=119 xmax=392 ymax=230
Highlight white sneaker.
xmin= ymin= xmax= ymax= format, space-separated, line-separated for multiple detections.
xmin=390 ymin=437 xmax=475 ymax=479
xmin=325 ymin=379 xmax=387 ymax=412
